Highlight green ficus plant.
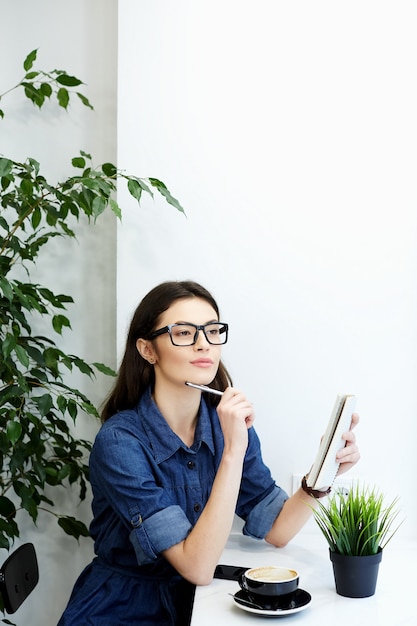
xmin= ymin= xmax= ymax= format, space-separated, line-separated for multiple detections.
xmin=0 ymin=48 xmax=94 ymax=117
xmin=0 ymin=50 xmax=184 ymax=557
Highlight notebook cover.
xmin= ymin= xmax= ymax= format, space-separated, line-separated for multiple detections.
xmin=307 ymin=394 xmax=357 ymax=491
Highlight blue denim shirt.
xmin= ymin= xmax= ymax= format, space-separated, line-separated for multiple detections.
xmin=58 ymin=388 xmax=288 ymax=625
xmin=90 ymin=387 xmax=287 ymax=566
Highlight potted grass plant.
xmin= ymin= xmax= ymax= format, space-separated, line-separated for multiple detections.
xmin=312 ymin=484 xmax=401 ymax=597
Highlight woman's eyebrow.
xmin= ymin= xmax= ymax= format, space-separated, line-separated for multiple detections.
xmin=172 ymin=319 xmax=219 ymax=325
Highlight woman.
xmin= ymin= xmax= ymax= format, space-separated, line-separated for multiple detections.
xmin=58 ymin=280 xmax=360 ymax=625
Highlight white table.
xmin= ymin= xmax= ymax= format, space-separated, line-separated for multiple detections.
xmin=191 ymin=530 xmax=416 ymax=625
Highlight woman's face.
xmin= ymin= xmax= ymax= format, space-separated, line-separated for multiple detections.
xmin=138 ymin=297 xmax=223 ymax=390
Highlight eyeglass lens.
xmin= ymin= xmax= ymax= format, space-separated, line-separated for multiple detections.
xmin=170 ymin=323 xmax=227 ymax=346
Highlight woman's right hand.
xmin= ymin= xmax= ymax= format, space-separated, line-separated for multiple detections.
xmin=216 ymin=387 xmax=255 ymax=455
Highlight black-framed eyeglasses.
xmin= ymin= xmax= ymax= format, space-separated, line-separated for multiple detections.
xmin=148 ymin=322 xmax=228 ymax=346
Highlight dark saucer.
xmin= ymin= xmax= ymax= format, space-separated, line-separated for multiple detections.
xmin=233 ymin=588 xmax=312 ymax=614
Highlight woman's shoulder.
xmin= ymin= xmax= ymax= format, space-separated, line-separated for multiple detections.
xmin=95 ymin=405 xmax=144 ymax=443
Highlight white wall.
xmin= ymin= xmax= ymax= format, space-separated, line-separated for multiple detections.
xmin=2 ymin=1 xmax=417 ymax=624
xmin=1 ymin=1 xmax=118 ymax=624
xmin=117 ymin=0 xmax=417 ymax=538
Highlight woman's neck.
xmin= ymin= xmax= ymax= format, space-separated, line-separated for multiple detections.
xmin=152 ymin=382 xmax=201 ymax=447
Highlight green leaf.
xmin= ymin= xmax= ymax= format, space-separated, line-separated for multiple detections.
xmin=39 ymin=287 xmax=73 ymax=307
xmin=40 ymin=82 xmax=53 ymax=98
xmin=0 ymin=158 xmax=13 ymax=177
xmin=81 ymin=401 xmax=99 ymax=417
xmin=20 ymin=177 xmax=33 ymax=196
xmin=0 ymin=385 xmax=23 ymax=409
xmin=56 ymin=74 xmax=83 ymax=87
xmin=73 ymin=358 xmax=93 ymax=376
xmin=2 ymin=333 xmax=16 ymax=359
xmin=0 ymin=534 xmax=11 ymax=551
xmin=23 ymin=83 xmax=44 ymax=107
xmin=23 ymin=49 xmax=38 ymax=71
xmin=93 ymin=362 xmax=117 ymax=376
xmin=52 ymin=314 xmax=71 ymax=334
xmin=34 ymin=393 xmax=53 ymax=416
xmin=76 ymin=92 xmax=94 ymax=110
xmin=127 ymin=179 xmax=143 ymax=203
xmin=25 ymin=71 xmax=39 ymax=80
xmin=28 ymin=157 xmax=40 ymax=175
xmin=57 ymin=87 xmax=69 ymax=109
xmin=43 ymin=347 xmax=61 ymax=374
xmin=32 ymin=460 xmax=46 ymax=485
xmin=72 ymin=157 xmax=86 ymax=169
xmin=102 ymin=162 xmax=117 ymax=177
xmin=6 ymin=421 xmax=22 ymax=445
xmin=0 ymin=496 xmax=17 ymax=519
xmin=31 ymin=206 xmax=42 ymax=229
xmin=149 ymin=178 xmax=185 ymax=214
xmin=15 ymin=483 xmax=38 ymax=521
xmin=79 ymin=178 xmax=100 ymax=191
xmin=15 ymin=344 xmax=30 ymax=368
xmin=57 ymin=515 xmax=90 ymax=539
xmin=0 ymin=278 xmax=14 ymax=301
xmin=92 ymin=195 xmax=107 ymax=218
xmin=109 ymin=198 xmax=122 ymax=220
xmin=57 ymin=395 xmax=67 ymax=414
xmin=67 ymin=399 xmax=78 ymax=420
xmin=57 ymin=464 xmax=71 ymax=481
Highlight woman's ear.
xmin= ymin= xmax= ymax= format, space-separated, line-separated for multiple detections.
xmin=136 ymin=338 xmax=157 ymax=365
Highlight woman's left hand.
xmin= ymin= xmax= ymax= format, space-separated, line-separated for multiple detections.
xmin=336 ymin=412 xmax=360 ymax=475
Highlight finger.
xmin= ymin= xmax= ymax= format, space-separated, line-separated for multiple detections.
xmin=219 ymin=387 xmax=247 ymax=405
xmin=220 ymin=389 xmax=254 ymax=415
xmin=337 ymin=443 xmax=360 ymax=463
xmin=342 ymin=429 xmax=356 ymax=443
xmin=349 ymin=412 xmax=360 ymax=429
xmin=219 ymin=386 xmax=237 ymax=401
xmin=218 ymin=391 xmax=255 ymax=424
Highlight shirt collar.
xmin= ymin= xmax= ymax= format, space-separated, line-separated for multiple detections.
xmin=139 ymin=387 xmax=216 ymax=464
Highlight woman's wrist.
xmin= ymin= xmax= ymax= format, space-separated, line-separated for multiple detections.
xmin=300 ymin=475 xmax=331 ymax=499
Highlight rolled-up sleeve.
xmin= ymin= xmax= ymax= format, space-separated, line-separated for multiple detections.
xmin=90 ymin=419 xmax=194 ymax=567
xmin=242 ymin=485 xmax=288 ymax=539
xmin=129 ymin=505 xmax=192 ymax=565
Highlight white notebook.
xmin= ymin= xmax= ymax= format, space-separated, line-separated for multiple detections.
xmin=307 ymin=394 xmax=357 ymax=491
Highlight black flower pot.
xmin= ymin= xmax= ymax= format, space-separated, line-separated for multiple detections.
xmin=329 ymin=548 xmax=382 ymax=598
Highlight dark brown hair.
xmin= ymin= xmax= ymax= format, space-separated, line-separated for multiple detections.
xmin=101 ymin=280 xmax=232 ymax=421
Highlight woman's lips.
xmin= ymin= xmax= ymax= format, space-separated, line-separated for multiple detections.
xmin=190 ymin=359 xmax=213 ymax=368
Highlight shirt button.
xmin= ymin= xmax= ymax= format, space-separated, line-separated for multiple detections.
xmin=193 ymin=503 xmax=201 ymax=512
xmin=187 ymin=461 xmax=196 ymax=470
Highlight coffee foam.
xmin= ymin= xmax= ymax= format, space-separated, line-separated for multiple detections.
xmin=246 ymin=566 xmax=297 ymax=582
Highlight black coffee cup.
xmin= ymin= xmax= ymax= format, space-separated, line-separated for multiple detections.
xmin=239 ymin=565 xmax=299 ymax=608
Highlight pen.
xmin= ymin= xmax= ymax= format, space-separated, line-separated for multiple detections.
xmin=185 ymin=382 xmax=224 ymax=396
